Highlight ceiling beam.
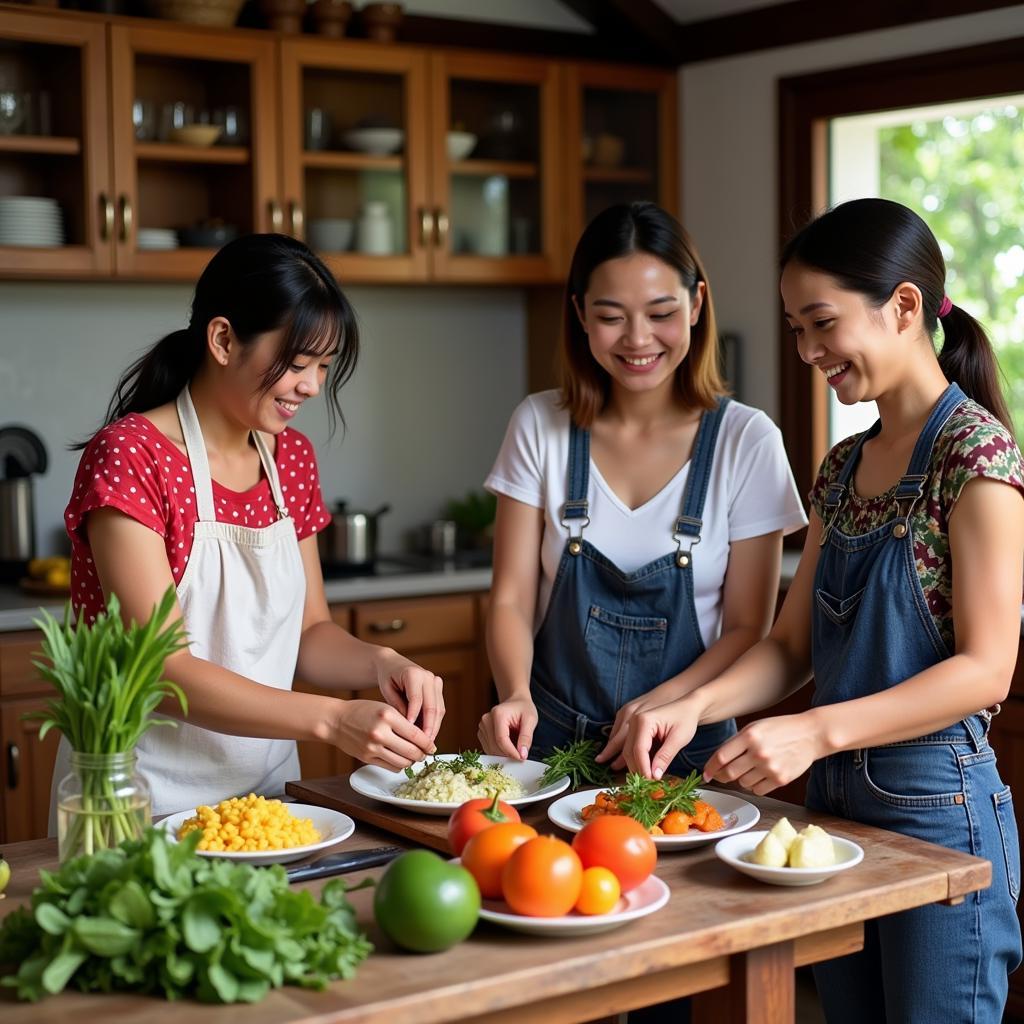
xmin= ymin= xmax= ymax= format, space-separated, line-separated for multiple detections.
xmin=557 ymin=0 xmax=684 ymax=64
xmin=676 ymin=0 xmax=1024 ymax=65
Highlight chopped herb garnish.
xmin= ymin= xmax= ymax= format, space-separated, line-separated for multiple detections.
xmin=540 ymin=739 xmax=614 ymax=790
xmin=613 ymin=771 xmax=702 ymax=831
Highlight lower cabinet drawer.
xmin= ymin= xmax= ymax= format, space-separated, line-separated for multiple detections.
xmin=353 ymin=595 xmax=475 ymax=651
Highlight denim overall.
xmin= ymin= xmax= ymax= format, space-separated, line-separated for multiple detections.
xmin=807 ymin=383 xmax=1022 ymax=1024
xmin=529 ymin=398 xmax=736 ymax=774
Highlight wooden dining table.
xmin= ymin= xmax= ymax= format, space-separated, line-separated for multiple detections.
xmin=0 ymin=789 xmax=990 ymax=1024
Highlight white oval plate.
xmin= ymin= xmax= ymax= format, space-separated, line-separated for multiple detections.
xmin=714 ymin=830 xmax=864 ymax=886
xmin=157 ymin=804 xmax=355 ymax=866
xmin=349 ymin=754 xmax=570 ymax=816
xmin=478 ymin=873 xmax=670 ymax=937
xmin=547 ymin=787 xmax=760 ymax=849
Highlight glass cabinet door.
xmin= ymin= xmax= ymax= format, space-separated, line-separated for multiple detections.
xmin=0 ymin=11 xmax=111 ymax=277
xmin=109 ymin=24 xmax=278 ymax=279
xmin=430 ymin=53 xmax=560 ymax=283
xmin=563 ymin=65 xmax=678 ymax=257
xmin=280 ymin=41 xmax=429 ymax=282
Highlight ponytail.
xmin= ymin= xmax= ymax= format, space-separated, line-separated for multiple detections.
xmin=937 ymin=304 xmax=1014 ymax=438
xmin=782 ymin=198 xmax=1015 ymax=437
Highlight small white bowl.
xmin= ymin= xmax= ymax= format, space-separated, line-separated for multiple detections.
xmin=715 ymin=830 xmax=864 ymax=886
xmin=168 ymin=124 xmax=222 ymax=147
xmin=308 ymin=217 xmax=354 ymax=252
xmin=446 ymin=130 xmax=477 ymax=161
xmin=343 ymin=127 xmax=403 ymax=155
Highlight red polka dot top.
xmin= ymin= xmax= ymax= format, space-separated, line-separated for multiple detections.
xmin=65 ymin=413 xmax=330 ymax=623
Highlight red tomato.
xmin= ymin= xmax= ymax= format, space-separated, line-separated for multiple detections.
xmin=461 ymin=821 xmax=537 ymax=899
xmin=501 ymin=836 xmax=583 ymax=917
xmin=571 ymin=815 xmax=657 ymax=893
xmin=447 ymin=793 xmax=521 ymax=856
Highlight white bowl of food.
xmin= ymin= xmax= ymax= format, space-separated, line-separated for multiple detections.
xmin=446 ymin=130 xmax=477 ymax=161
xmin=343 ymin=127 xmax=404 ymax=155
xmin=715 ymin=822 xmax=864 ymax=887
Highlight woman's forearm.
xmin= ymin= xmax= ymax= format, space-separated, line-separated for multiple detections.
xmin=294 ymin=619 xmax=394 ymax=690
xmin=487 ymin=602 xmax=535 ymax=702
xmin=158 ymin=650 xmax=340 ymax=743
xmin=652 ymin=624 xmax=769 ymax=704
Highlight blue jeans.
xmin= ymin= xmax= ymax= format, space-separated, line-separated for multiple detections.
xmin=808 ymin=732 xmax=1021 ymax=1023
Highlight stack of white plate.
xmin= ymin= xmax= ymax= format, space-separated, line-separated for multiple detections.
xmin=0 ymin=196 xmax=64 ymax=248
xmin=137 ymin=227 xmax=179 ymax=251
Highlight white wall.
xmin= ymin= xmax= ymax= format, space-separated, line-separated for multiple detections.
xmin=0 ymin=282 xmax=526 ymax=556
xmin=681 ymin=5 xmax=1024 ymax=421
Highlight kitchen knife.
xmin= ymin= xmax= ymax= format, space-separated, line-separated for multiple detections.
xmin=286 ymin=845 xmax=404 ymax=883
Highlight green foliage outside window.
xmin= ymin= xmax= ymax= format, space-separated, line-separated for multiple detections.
xmin=879 ymin=102 xmax=1024 ymax=437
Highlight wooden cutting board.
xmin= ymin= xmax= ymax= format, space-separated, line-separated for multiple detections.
xmin=286 ymin=775 xmax=559 ymax=853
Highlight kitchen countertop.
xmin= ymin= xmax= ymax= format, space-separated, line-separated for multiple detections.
xmin=0 ymin=791 xmax=991 ymax=1023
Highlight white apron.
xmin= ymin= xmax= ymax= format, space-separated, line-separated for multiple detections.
xmin=50 ymin=386 xmax=306 ymax=826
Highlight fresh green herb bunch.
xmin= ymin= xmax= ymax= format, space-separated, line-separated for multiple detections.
xmin=30 ymin=587 xmax=189 ymax=753
xmin=0 ymin=828 xmax=372 ymax=1003
xmin=404 ymin=749 xmax=484 ymax=779
xmin=540 ymin=739 xmax=614 ymax=790
xmin=614 ymin=771 xmax=702 ymax=831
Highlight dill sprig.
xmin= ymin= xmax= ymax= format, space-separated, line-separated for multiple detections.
xmin=404 ymin=748 xmax=484 ymax=779
xmin=613 ymin=770 xmax=702 ymax=831
xmin=540 ymin=739 xmax=614 ymax=790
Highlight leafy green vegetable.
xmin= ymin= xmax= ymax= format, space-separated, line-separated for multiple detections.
xmin=612 ymin=771 xmax=702 ymax=831
xmin=0 ymin=828 xmax=372 ymax=1003
xmin=540 ymin=739 xmax=614 ymax=790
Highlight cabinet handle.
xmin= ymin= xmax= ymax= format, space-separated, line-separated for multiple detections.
xmin=268 ymin=200 xmax=284 ymax=232
xmin=118 ymin=195 xmax=133 ymax=243
xmin=6 ymin=742 xmax=19 ymax=790
xmin=368 ymin=618 xmax=406 ymax=634
xmin=433 ymin=208 xmax=449 ymax=248
xmin=99 ymin=193 xmax=114 ymax=241
xmin=289 ymin=200 xmax=304 ymax=238
xmin=418 ymin=207 xmax=434 ymax=247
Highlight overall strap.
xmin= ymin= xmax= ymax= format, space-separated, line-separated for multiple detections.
xmin=673 ymin=397 xmax=731 ymax=568
xmin=251 ymin=432 xmax=290 ymax=521
xmin=561 ymin=421 xmax=591 ymax=555
xmin=176 ymin=386 xmax=216 ymax=522
xmin=819 ymin=420 xmax=881 ymax=547
xmin=889 ymin=382 xmax=966 ymax=538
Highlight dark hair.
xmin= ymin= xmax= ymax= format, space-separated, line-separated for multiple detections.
xmin=781 ymin=198 xmax=1013 ymax=435
xmin=561 ymin=202 xmax=725 ymax=427
xmin=80 ymin=233 xmax=358 ymax=446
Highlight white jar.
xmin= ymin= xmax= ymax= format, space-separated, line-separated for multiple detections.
xmin=357 ymin=201 xmax=393 ymax=255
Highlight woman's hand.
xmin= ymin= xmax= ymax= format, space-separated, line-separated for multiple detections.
xmin=702 ymin=712 xmax=827 ymax=795
xmin=330 ymin=699 xmax=436 ymax=770
xmin=596 ymin=687 xmax=675 ymax=768
xmin=479 ymin=696 xmax=538 ymax=760
xmin=374 ymin=649 xmax=445 ymax=745
xmin=622 ymin=697 xmax=703 ymax=779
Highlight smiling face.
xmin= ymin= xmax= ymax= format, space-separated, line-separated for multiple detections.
xmin=575 ymin=252 xmax=704 ymax=401
xmin=780 ymin=262 xmax=921 ymax=405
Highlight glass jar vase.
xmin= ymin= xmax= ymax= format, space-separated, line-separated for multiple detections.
xmin=56 ymin=751 xmax=151 ymax=863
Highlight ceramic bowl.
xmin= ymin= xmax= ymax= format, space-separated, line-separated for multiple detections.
xmin=446 ymin=130 xmax=477 ymax=161
xmin=168 ymin=124 xmax=222 ymax=147
xmin=715 ymin=830 xmax=864 ymax=886
xmin=178 ymin=224 xmax=238 ymax=248
xmin=308 ymin=217 xmax=354 ymax=252
xmin=343 ymin=127 xmax=403 ymax=155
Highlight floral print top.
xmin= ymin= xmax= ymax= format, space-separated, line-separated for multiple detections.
xmin=810 ymin=397 xmax=1024 ymax=651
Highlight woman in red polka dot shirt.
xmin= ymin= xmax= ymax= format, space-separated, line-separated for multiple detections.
xmin=56 ymin=234 xmax=444 ymax=817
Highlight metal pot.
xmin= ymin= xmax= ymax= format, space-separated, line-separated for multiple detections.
xmin=317 ymin=501 xmax=390 ymax=566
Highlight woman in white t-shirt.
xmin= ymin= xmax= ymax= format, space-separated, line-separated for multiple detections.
xmin=479 ymin=202 xmax=807 ymax=776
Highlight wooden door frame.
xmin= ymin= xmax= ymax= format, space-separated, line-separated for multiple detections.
xmin=777 ymin=36 xmax=1024 ymax=504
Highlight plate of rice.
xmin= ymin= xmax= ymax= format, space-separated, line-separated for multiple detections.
xmin=349 ymin=752 xmax=570 ymax=815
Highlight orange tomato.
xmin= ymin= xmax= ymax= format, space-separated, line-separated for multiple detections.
xmin=571 ymin=815 xmax=657 ymax=893
xmin=501 ymin=835 xmax=583 ymax=917
xmin=447 ymin=793 xmax=521 ymax=856
xmin=574 ymin=866 xmax=621 ymax=916
xmin=461 ymin=821 xmax=537 ymax=898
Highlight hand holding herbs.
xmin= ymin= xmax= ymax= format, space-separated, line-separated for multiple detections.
xmin=540 ymin=739 xmax=614 ymax=790
xmin=0 ymin=828 xmax=371 ymax=1003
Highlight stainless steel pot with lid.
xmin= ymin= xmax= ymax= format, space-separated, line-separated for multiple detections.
xmin=317 ymin=501 xmax=391 ymax=566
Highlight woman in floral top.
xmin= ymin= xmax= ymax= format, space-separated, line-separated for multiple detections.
xmin=620 ymin=198 xmax=1023 ymax=1023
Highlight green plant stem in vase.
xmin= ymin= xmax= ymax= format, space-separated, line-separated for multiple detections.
xmin=29 ymin=587 xmax=188 ymax=863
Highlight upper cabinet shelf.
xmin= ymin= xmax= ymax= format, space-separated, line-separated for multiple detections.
xmin=0 ymin=8 xmax=677 ymax=285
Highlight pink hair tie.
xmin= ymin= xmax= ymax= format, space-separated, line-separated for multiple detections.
xmin=938 ymin=295 xmax=953 ymax=318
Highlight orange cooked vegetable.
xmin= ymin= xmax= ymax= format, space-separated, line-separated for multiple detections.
xmin=660 ymin=810 xmax=693 ymax=835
